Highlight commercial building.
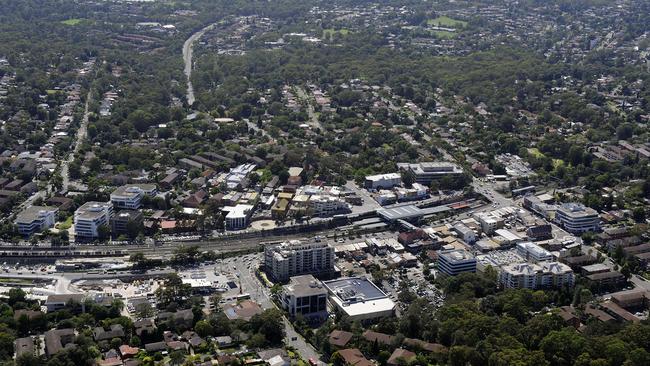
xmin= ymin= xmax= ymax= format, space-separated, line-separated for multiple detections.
xmin=110 ymin=184 xmax=157 ymax=210
xmin=223 ymin=204 xmax=254 ymax=230
xmin=309 ymin=195 xmax=350 ymax=217
xmin=437 ymin=249 xmax=476 ymax=276
xmin=264 ymin=240 xmax=335 ymax=282
xmin=555 ymin=203 xmax=600 ymax=234
xmin=516 ymin=242 xmax=553 ymax=263
xmin=397 ymin=162 xmax=464 ymax=185
xmin=364 ymin=173 xmax=402 ymax=189
xmin=499 ymin=262 xmax=574 ymax=289
xmin=74 ymin=201 xmax=114 ymax=240
xmin=111 ymin=210 xmax=144 ymax=236
xmin=452 ymin=222 xmax=477 ymax=244
xmin=280 ymin=275 xmax=328 ymax=321
xmin=15 ymin=205 xmax=58 ymax=236
xmin=324 ymin=277 xmax=395 ymax=321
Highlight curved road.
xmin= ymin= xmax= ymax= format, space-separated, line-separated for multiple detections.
xmin=183 ymin=23 xmax=215 ymax=106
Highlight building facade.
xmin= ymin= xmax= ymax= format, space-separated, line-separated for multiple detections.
xmin=437 ymin=249 xmax=476 ymax=276
xmin=280 ymin=275 xmax=328 ymax=321
xmin=264 ymin=240 xmax=335 ymax=282
xmin=500 ymin=262 xmax=574 ymax=289
xmin=15 ymin=205 xmax=58 ymax=236
xmin=397 ymin=162 xmax=464 ymax=185
xmin=364 ymin=173 xmax=402 ymax=190
xmin=555 ymin=203 xmax=600 ymax=234
xmin=516 ymin=242 xmax=553 ymax=263
xmin=74 ymin=202 xmax=114 ymax=240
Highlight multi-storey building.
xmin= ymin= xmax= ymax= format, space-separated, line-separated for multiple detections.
xmin=555 ymin=203 xmax=600 ymax=234
xmin=280 ymin=275 xmax=328 ymax=321
xmin=15 ymin=205 xmax=58 ymax=236
xmin=500 ymin=262 xmax=574 ymax=289
xmin=309 ymin=195 xmax=350 ymax=217
xmin=110 ymin=184 xmax=157 ymax=210
xmin=264 ymin=240 xmax=335 ymax=282
xmin=364 ymin=173 xmax=402 ymax=190
xmin=397 ymin=162 xmax=464 ymax=185
xmin=437 ymin=249 xmax=476 ymax=276
xmin=74 ymin=202 xmax=114 ymax=240
xmin=110 ymin=210 xmax=144 ymax=236
xmin=516 ymin=242 xmax=553 ymax=263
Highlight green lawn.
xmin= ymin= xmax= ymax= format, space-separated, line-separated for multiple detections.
xmin=58 ymin=216 xmax=73 ymax=230
xmin=61 ymin=18 xmax=84 ymax=26
xmin=323 ymin=28 xmax=350 ymax=39
xmin=528 ymin=148 xmax=544 ymax=158
xmin=529 ymin=148 xmax=564 ymax=167
xmin=431 ymin=30 xmax=458 ymax=39
xmin=428 ymin=16 xmax=467 ymax=28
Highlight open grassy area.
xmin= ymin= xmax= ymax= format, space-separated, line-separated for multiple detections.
xmin=61 ymin=18 xmax=85 ymax=26
xmin=529 ymin=148 xmax=564 ymax=168
xmin=528 ymin=148 xmax=544 ymax=158
xmin=431 ymin=30 xmax=458 ymax=39
xmin=323 ymin=28 xmax=350 ymax=39
xmin=57 ymin=216 xmax=73 ymax=230
xmin=428 ymin=16 xmax=468 ymax=28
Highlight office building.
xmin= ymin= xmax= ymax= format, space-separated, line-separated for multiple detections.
xmin=111 ymin=210 xmax=144 ymax=236
xmin=324 ymin=277 xmax=395 ymax=321
xmin=74 ymin=201 xmax=114 ymax=240
xmin=437 ymin=249 xmax=476 ymax=276
xmin=15 ymin=205 xmax=58 ymax=236
xmin=500 ymin=262 xmax=574 ymax=289
xmin=516 ymin=242 xmax=553 ymax=263
xmin=110 ymin=184 xmax=156 ymax=210
xmin=264 ymin=240 xmax=335 ymax=282
xmin=397 ymin=162 xmax=464 ymax=185
xmin=223 ymin=204 xmax=254 ymax=230
xmin=364 ymin=173 xmax=402 ymax=189
xmin=280 ymin=275 xmax=328 ymax=321
xmin=555 ymin=203 xmax=600 ymax=234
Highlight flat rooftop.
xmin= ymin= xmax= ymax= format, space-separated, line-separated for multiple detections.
xmin=15 ymin=205 xmax=57 ymax=223
xmin=324 ymin=277 xmax=387 ymax=304
xmin=377 ymin=204 xmax=450 ymax=222
xmin=285 ymin=275 xmax=327 ymax=297
xmin=324 ymin=277 xmax=395 ymax=318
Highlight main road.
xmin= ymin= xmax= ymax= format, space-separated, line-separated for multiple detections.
xmin=61 ymin=88 xmax=93 ymax=192
xmin=183 ymin=23 xmax=216 ymax=106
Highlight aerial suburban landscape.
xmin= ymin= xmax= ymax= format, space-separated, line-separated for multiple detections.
xmin=0 ymin=0 xmax=649 ymax=365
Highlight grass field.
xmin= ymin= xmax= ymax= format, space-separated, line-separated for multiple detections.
xmin=529 ymin=148 xmax=564 ymax=167
xmin=323 ymin=28 xmax=350 ymax=39
xmin=61 ymin=18 xmax=84 ymax=26
xmin=528 ymin=148 xmax=544 ymax=158
xmin=428 ymin=16 xmax=468 ymax=28
xmin=431 ymin=30 xmax=458 ymax=39
xmin=57 ymin=216 xmax=73 ymax=230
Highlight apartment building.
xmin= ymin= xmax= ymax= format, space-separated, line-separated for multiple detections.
xmin=309 ymin=195 xmax=350 ymax=217
xmin=74 ymin=202 xmax=114 ymax=240
xmin=264 ymin=240 xmax=335 ymax=282
xmin=500 ymin=262 xmax=574 ymax=289
xmin=15 ymin=205 xmax=58 ymax=236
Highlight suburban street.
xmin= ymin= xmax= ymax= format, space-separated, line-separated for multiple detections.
xmin=183 ymin=23 xmax=216 ymax=106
